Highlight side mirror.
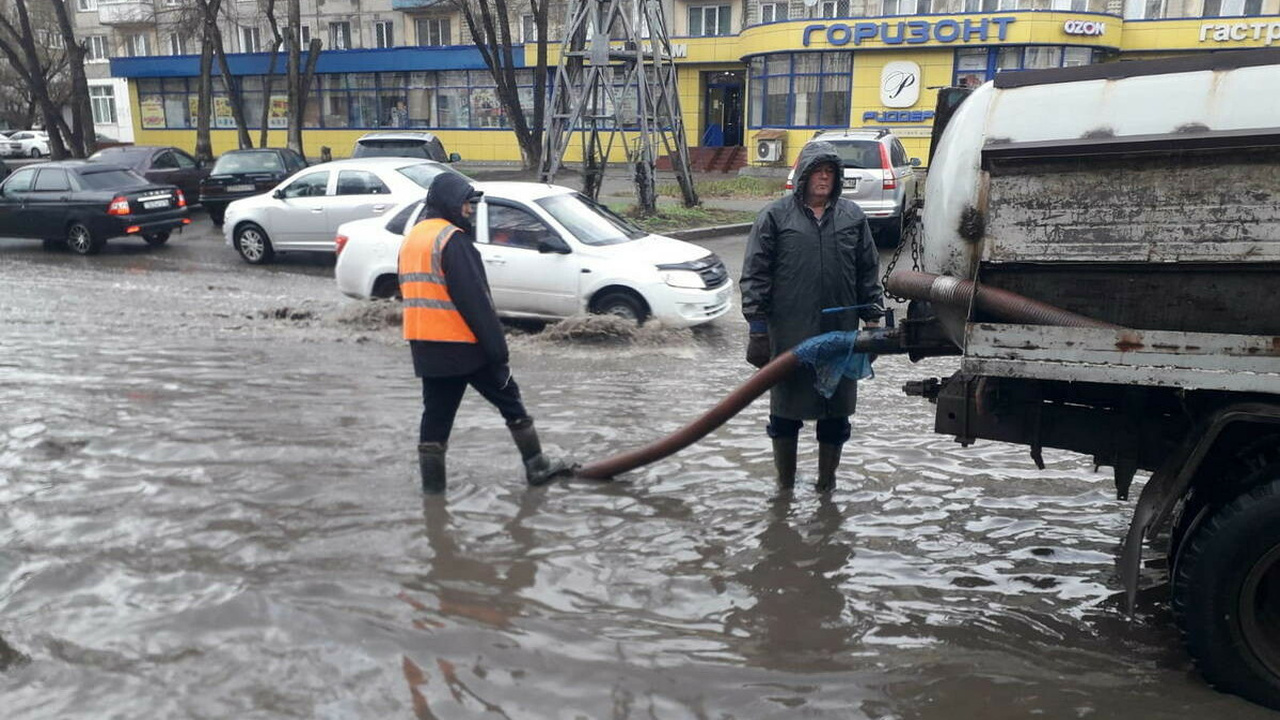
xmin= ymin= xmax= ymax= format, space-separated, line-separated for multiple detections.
xmin=537 ymin=238 xmax=570 ymax=254
xmin=448 ymin=152 xmax=461 ymax=163
xmin=910 ymin=158 xmax=922 ymax=167
xmin=272 ymin=188 xmax=284 ymax=200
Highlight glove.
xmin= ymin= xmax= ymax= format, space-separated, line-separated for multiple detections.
xmin=746 ymin=332 xmax=771 ymax=369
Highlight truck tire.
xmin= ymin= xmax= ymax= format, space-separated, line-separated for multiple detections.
xmin=1173 ymin=471 xmax=1280 ymax=711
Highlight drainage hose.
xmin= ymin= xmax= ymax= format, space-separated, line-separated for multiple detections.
xmin=885 ymin=270 xmax=1121 ymax=329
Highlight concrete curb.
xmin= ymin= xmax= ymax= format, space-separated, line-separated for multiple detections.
xmin=666 ymin=222 xmax=754 ymax=241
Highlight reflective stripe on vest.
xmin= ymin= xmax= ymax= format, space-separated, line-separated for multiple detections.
xmin=398 ymin=219 xmax=478 ymax=343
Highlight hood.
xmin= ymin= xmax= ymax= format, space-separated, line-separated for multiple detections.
xmin=425 ymin=171 xmax=480 ymax=232
xmin=584 ymin=233 xmax=711 ymax=265
xmin=793 ymin=141 xmax=844 ymax=205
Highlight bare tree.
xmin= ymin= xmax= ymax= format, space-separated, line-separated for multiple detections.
xmin=0 ymin=0 xmax=72 ymax=157
xmin=258 ymin=0 xmax=283 ymax=148
xmin=452 ymin=0 xmax=551 ymax=170
xmin=285 ymin=0 xmax=321 ymax=158
xmin=196 ymin=15 xmax=216 ymax=163
xmin=49 ymin=0 xmax=95 ymax=156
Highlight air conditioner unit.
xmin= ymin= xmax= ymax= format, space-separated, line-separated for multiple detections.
xmin=755 ymin=138 xmax=782 ymax=163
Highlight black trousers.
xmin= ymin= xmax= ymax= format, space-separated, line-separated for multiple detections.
xmin=767 ymin=414 xmax=852 ymax=444
xmin=419 ymin=364 xmax=529 ymax=444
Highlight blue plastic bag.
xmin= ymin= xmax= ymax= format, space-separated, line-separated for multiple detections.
xmin=791 ymin=331 xmax=874 ymax=399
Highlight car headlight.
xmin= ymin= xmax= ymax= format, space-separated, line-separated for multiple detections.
xmin=659 ymin=269 xmax=705 ymax=289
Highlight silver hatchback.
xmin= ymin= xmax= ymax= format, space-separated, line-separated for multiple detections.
xmin=786 ymin=128 xmax=920 ymax=248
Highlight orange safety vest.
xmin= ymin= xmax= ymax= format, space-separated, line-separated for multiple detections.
xmin=399 ymin=218 xmax=479 ymax=343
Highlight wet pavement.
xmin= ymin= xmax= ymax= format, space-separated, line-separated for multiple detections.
xmin=0 ymin=216 xmax=1275 ymax=719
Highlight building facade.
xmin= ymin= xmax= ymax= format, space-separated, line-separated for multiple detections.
xmin=84 ymin=0 xmax=1280 ymax=165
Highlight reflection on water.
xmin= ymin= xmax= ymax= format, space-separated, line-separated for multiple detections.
xmin=0 ymin=254 xmax=1275 ymax=718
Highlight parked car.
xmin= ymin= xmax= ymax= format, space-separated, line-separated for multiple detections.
xmin=785 ymin=127 xmax=920 ymax=247
xmin=87 ymin=145 xmax=209 ymax=205
xmin=351 ymin=131 xmax=460 ymax=163
xmin=334 ymin=182 xmax=733 ymax=328
xmin=223 ymin=157 xmax=464 ymax=264
xmin=0 ymin=161 xmax=191 ymax=255
xmin=0 ymin=157 xmax=9 ymax=183
xmin=4 ymin=130 xmax=51 ymax=159
xmin=199 ymin=148 xmax=308 ymax=225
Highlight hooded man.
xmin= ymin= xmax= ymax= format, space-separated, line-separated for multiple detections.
xmin=739 ymin=141 xmax=885 ymax=493
xmin=400 ymin=172 xmax=570 ymax=494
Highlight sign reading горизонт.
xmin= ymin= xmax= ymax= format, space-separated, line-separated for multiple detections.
xmin=802 ymin=17 xmax=1015 ymax=46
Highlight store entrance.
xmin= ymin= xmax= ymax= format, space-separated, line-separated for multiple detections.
xmin=701 ymin=71 xmax=744 ymax=148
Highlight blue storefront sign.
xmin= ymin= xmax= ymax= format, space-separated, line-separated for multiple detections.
xmin=803 ymin=17 xmax=1016 ymax=47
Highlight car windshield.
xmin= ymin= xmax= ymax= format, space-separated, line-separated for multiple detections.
xmin=355 ymin=140 xmax=431 ymax=159
xmin=535 ymin=192 xmax=645 ymax=246
xmin=213 ymin=153 xmax=283 ymax=174
xmin=397 ymin=162 xmax=462 ymax=190
xmin=78 ymin=169 xmax=150 ymax=190
xmin=829 ymin=141 xmax=882 ymax=170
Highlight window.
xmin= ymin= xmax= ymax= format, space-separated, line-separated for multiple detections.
xmin=4 ymin=168 xmax=36 ymax=193
xmin=33 ymin=169 xmax=71 ymax=192
xmin=77 ymin=0 xmax=97 ymax=10
xmin=955 ymin=46 xmax=1099 ymax=86
xmin=820 ymin=0 xmax=849 ymax=17
xmin=688 ymin=5 xmax=731 ymax=36
xmin=883 ymin=0 xmax=917 ymax=14
xmin=300 ymin=25 xmax=311 ymax=45
xmin=173 ymin=150 xmax=197 ymax=168
xmin=329 ymin=21 xmax=352 ymax=50
xmin=241 ymin=26 xmax=260 ymax=53
xmin=963 ymin=0 xmax=1000 ymax=10
xmin=1124 ymin=0 xmax=1165 ymax=18
xmin=167 ymin=32 xmax=186 ymax=55
xmin=953 ymin=48 xmax=988 ymax=87
xmin=760 ymin=2 xmax=787 ymax=22
xmin=375 ymin=20 xmax=393 ymax=48
xmin=521 ymin=14 xmax=538 ymax=43
xmin=486 ymin=204 xmax=558 ymax=251
xmin=1051 ymin=0 xmax=1088 ymax=8
xmin=282 ymin=171 xmax=329 ymax=198
xmin=748 ymin=52 xmax=850 ymax=129
xmin=86 ymin=35 xmax=108 ymax=61
xmin=337 ymin=170 xmax=391 ymax=195
xmin=90 ymin=86 xmax=117 ymax=124
xmin=124 ymin=33 xmax=149 ymax=57
xmin=153 ymin=151 xmax=178 ymax=169
xmin=1203 ymin=0 xmax=1264 ymax=15
xmin=416 ymin=18 xmax=449 ymax=46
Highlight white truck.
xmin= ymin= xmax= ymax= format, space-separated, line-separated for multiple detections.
xmin=875 ymin=47 xmax=1280 ymax=710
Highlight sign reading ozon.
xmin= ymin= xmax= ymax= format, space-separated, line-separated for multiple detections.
xmin=802 ymin=16 xmax=1016 ymax=46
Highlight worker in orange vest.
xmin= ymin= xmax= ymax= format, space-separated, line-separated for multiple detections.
xmin=400 ymin=172 xmax=571 ymax=493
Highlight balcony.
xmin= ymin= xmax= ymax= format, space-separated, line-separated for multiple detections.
xmin=98 ymin=0 xmax=153 ymax=25
xmin=391 ymin=0 xmax=446 ymax=10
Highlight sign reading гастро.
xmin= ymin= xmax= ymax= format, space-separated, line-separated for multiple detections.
xmin=1199 ymin=21 xmax=1280 ymax=45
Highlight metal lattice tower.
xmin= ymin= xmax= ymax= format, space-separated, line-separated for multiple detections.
xmin=539 ymin=0 xmax=699 ymax=213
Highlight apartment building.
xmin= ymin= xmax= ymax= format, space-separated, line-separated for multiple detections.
xmin=88 ymin=0 xmax=1280 ymax=164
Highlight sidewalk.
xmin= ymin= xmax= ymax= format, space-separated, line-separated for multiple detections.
xmin=459 ymin=163 xmax=770 ymax=238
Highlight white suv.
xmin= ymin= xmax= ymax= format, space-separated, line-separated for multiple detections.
xmin=786 ymin=128 xmax=920 ymax=247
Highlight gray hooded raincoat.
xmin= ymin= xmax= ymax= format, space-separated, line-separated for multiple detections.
xmin=740 ymin=141 xmax=884 ymax=420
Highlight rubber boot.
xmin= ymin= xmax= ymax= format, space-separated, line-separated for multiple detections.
xmin=508 ymin=418 xmax=572 ymax=486
xmin=772 ymin=436 xmax=798 ymax=488
xmin=815 ymin=442 xmax=843 ymax=493
xmin=418 ymin=442 xmax=447 ymax=495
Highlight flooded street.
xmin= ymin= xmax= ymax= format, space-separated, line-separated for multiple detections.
xmin=0 ymin=223 xmax=1273 ymax=719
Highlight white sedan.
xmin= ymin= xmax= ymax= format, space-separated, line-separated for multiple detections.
xmin=4 ymin=131 xmax=50 ymax=158
xmin=222 ymin=157 xmax=463 ymax=264
xmin=334 ymin=182 xmax=733 ymax=328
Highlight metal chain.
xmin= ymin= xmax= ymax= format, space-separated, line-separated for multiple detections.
xmin=881 ymin=210 xmax=923 ymax=303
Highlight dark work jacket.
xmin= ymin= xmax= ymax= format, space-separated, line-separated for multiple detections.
xmin=408 ymin=224 xmax=510 ymax=378
xmin=740 ymin=141 xmax=884 ymax=420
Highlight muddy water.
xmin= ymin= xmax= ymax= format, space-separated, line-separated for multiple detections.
xmin=0 ymin=243 xmax=1274 ymax=719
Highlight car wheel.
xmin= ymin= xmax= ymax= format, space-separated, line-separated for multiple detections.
xmin=143 ymin=231 xmax=170 ymax=246
xmin=66 ymin=222 xmax=103 ymax=255
xmin=592 ymin=290 xmax=649 ymax=324
xmin=372 ymin=275 xmax=402 ymax=300
xmin=234 ymin=223 xmax=274 ymax=265
xmin=28 ymin=147 xmax=41 ymax=159
xmin=208 ymin=206 xmax=225 ymax=226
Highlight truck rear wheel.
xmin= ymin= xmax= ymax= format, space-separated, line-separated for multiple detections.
xmin=1173 ymin=471 xmax=1280 ymax=711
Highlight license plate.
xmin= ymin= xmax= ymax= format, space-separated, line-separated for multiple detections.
xmin=228 ymin=184 xmax=254 ymax=192
xmin=843 ymin=179 xmax=859 ymax=189
xmin=143 ymin=199 xmax=169 ymax=209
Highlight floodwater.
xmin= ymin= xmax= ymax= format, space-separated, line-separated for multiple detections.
xmin=0 ymin=234 xmax=1274 ymax=719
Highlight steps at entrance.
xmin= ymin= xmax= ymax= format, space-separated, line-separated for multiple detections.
xmin=655 ymin=146 xmax=747 ymax=173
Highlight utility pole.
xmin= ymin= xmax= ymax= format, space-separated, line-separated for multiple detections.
xmin=539 ymin=0 xmax=698 ymax=214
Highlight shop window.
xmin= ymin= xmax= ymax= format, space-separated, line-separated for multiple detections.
xmin=1203 ymin=0 xmax=1263 ymax=15
xmin=374 ymin=21 xmax=394 ymax=48
xmin=1124 ymin=0 xmax=1165 ymax=18
xmin=819 ymin=0 xmax=850 ymax=17
xmin=953 ymin=48 xmax=988 ymax=87
xmin=417 ymin=17 xmax=450 ymax=46
xmin=760 ymin=2 xmax=787 ymax=22
xmin=1063 ymin=46 xmax=1093 ymax=67
xmin=955 ymin=46 xmax=1101 ymax=87
xmin=330 ymin=21 xmax=352 ymax=49
xmin=749 ymin=51 xmax=851 ymax=129
xmin=90 ymin=86 xmax=117 ymax=125
xmin=688 ymin=5 xmax=731 ymax=36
